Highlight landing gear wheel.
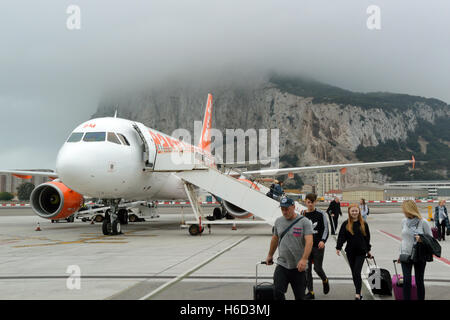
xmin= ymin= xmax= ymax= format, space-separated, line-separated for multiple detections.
xmin=112 ymin=220 xmax=122 ymax=235
xmin=213 ymin=207 xmax=222 ymax=220
xmin=95 ymin=215 xmax=104 ymax=223
xmin=102 ymin=219 xmax=112 ymax=235
xmin=189 ymin=224 xmax=202 ymax=236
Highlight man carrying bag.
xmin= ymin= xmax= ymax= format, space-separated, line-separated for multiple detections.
xmin=266 ymin=197 xmax=313 ymax=300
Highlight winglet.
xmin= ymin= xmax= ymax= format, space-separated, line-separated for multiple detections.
xmin=198 ymin=94 xmax=213 ymax=153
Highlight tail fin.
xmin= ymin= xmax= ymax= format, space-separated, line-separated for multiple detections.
xmin=198 ymin=94 xmax=213 ymax=152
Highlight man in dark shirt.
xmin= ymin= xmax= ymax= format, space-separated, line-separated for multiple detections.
xmin=302 ymin=193 xmax=330 ymax=299
xmin=327 ymin=197 xmax=342 ymax=235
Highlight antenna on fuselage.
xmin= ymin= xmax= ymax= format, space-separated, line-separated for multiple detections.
xmin=114 ymin=110 xmax=118 ymax=118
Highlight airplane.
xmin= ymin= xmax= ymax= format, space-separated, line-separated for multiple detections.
xmin=0 ymin=94 xmax=416 ymax=236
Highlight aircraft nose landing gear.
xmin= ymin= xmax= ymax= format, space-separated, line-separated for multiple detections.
xmin=102 ymin=200 xmax=123 ymax=236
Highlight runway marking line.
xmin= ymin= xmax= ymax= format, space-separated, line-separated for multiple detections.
xmin=378 ymin=230 xmax=450 ymax=266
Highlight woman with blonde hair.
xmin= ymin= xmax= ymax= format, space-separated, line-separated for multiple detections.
xmin=398 ymin=200 xmax=432 ymax=300
xmin=336 ymin=204 xmax=372 ymax=300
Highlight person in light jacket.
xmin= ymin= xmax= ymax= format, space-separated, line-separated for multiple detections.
xmin=359 ymin=198 xmax=369 ymax=221
xmin=398 ymin=200 xmax=433 ymax=300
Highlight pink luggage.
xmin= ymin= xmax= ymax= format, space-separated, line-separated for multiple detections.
xmin=392 ymin=260 xmax=417 ymax=300
xmin=431 ymin=227 xmax=439 ymax=240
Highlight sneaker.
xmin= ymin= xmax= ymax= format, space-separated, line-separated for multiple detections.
xmin=304 ymin=292 xmax=315 ymax=300
xmin=355 ymin=295 xmax=363 ymax=300
xmin=323 ymin=278 xmax=330 ymax=294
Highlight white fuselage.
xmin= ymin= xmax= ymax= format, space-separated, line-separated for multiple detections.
xmin=56 ymin=117 xmax=214 ymax=200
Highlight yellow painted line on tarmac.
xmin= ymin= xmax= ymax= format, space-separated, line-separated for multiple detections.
xmin=85 ymin=241 xmax=129 ymax=244
xmin=11 ymin=228 xmax=158 ymax=248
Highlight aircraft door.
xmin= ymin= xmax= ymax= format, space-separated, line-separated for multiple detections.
xmin=132 ymin=122 xmax=157 ymax=170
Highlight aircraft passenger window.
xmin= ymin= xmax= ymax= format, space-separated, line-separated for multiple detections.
xmin=67 ymin=132 xmax=84 ymax=142
xmin=117 ymin=133 xmax=130 ymax=146
xmin=83 ymin=132 xmax=106 ymax=142
xmin=107 ymin=132 xmax=121 ymax=145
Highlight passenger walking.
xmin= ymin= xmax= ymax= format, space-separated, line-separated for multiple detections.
xmin=336 ymin=204 xmax=372 ymax=300
xmin=327 ymin=197 xmax=342 ymax=235
xmin=434 ymin=200 xmax=448 ymax=241
xmin=359 ymin=198 xmax=369 ymax=221
xmin=302 ymin=193 xmax=330 ymax=300
xmin=266 ymin=180 xmax=284 ymax=201
xmin=266 ymin=197 xmax=313 ymax=300
xmin=398 ymin=200 xmax=433 ymax=300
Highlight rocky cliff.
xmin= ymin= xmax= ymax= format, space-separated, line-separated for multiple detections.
xmin=92 ymin=75 xmax=450 ymax=188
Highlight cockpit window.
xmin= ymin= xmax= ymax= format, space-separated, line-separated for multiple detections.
xmin=107 ymin=132 xmax=121 ymax=145
xmin=117 ymin=133 xmax=130 ymax=146
xmin=67 ymin=132 xmax=84 ymax=142
xmin=83 ymin=132 xmax=106 ymax=142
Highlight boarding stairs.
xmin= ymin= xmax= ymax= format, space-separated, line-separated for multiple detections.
xmin=176 ymin=167 xmax=282 ymax=227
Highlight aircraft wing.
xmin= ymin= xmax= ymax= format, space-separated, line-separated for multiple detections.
xmin=242 ymin=157 xmax=415 ymax=176
xmin=0 ymin=169 xmax=59 ymax=179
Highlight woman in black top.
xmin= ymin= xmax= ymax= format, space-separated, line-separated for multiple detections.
xmin=336 ymin=204 xmax=372 ymax=300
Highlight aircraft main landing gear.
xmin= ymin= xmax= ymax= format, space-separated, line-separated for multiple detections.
xmin=188 ymin=224 xmax=204 ymax=236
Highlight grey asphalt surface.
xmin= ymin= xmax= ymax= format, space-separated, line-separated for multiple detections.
xmin=0 ymin=206 xmax=448 ymax=300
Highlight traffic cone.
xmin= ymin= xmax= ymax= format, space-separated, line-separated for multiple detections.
xmin=35 ymin=222 xmax=41 ymax=231
xmin=90 ymin=219 xmax=95 ymax=224
xmin=232 ymin=223 xmax=237 ymax=231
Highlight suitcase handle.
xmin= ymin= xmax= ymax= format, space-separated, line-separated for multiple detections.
xmin=392 ymin=260 xmax=405 ymax=286
xmin=365 ymin=255 xmax=377 ymax=268
xmin=256 ymin=261 xmax=271 ymax=285
xmin=393 ymin=259 xmax=401 ymax=278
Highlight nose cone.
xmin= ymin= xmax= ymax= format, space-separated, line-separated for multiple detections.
xmin=56 ymin=142 xmax=133 ymax=198
xmin=56 ymin=144 xmax=94 ymax=190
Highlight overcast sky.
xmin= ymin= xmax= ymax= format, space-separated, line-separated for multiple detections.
xmin=1 ymin=0 xmax=449 ymax=169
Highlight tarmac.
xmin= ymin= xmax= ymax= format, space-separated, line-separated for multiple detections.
xmin=0 ymin=206 xmax=449 ymax=300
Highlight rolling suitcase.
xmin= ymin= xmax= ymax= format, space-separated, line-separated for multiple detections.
xmin=431 ymin=227 xmax=439 ymax=240
xmin=366 ymin=256 xmax=392 ymax=296
xmin=253 ymin=262 xmax=275 ymax=300
xmin=392 ymin=260 xmax=417 ymax=300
